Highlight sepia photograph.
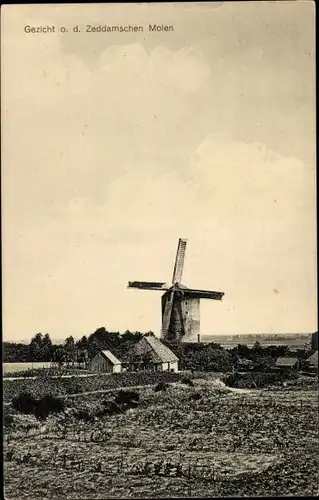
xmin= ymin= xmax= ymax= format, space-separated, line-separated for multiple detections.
xmin=1 ymin=1 xmax=318 ymax=498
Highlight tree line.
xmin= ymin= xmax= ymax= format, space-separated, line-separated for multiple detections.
xmin=3 ymin=328 xmax=154 ymax=365
xmin=3 ymin=329 xmax=313 ymax=371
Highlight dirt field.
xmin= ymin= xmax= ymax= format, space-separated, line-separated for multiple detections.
xmin=3 ymin=362 xmax=52 ymax=374
xmin=3 ymin=377 xmax=319 ymax=499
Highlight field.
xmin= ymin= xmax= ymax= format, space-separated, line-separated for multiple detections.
xmin=3 ymin=362 xmax=52 ymax=374
xmin=219 ymin=341 xmax=308 ymax=350
xmin=3 ymin=374 xmax=319 ymax=499
xmin=3 ymin=371 xmax=193 ymax=401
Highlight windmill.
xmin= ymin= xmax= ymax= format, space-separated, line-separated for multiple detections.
xmin=128 ymin=239 xmax=224 ymax=342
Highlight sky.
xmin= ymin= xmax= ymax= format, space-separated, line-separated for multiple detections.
xmin=1 ymin=2 xmax=317 ymax=342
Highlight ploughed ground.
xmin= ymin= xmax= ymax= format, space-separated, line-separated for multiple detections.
xmin=4 ymin=376 xmax=319 ymax=498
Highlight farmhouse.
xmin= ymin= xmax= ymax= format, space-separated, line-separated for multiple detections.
xmin=126 ymin=335 xmax=179 ymax=372
xmin=90 ymin=350 xmax=122 ymax=373
xmin=273 ymin=357 xmax=299 ymax=372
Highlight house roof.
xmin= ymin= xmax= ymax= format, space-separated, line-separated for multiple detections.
xmin=307 ymin=351 xmax=318 ymax=366
xmin=101 ymin=350 xmax=121 ymax=365
xmin=145 ymin=336 xmax=179 ymax=363
xmin=275 ymin=357 xmax=299 ymax=367
xmin=132 ymin=336 xmax=179 ymax=363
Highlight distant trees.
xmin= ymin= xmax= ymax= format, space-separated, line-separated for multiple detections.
xmin=29 ymin=333 xmax=54 ymax=361
xmin=3 ymin=342 xmax=31 ymax=363
xmin=3 ymin=328 xmax=151 ymax=365
xmin=164 ymin=341 xmax=233 ymax=372
xmin=4 ymin=329 xmax=312 ymax=374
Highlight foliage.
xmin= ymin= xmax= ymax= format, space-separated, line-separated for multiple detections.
xmin=189 ymin=391 xmax=202 ymax=401
xmin=3 ymin=407 xmax=14 ymax=429
xmin=12 ymin=393 xmax=39 ymax=414
xmin=154 ymin=382 xmax=169 ymax=392
xmin=224 ymin=370 xmax=299 ymax=389
xmin=11 ymin=392 xmax=65 ymax=421
xmin=115 ymin=390 xmax=140 ymax=404
xmin=181 ymin=376 xmax=194 ymax=386
xmin=3 ymin=328 xmax=148 ymax=364
xmin=35 ymin=395 xmax=65 ymax=420
xmin=3 ymin=370 xmax=186 ymax=402
xmin=4 ymin=328 xmax=313 ymax=378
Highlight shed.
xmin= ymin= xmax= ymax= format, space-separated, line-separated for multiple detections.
xmin=90 ymin=350 xmax=122 ymax=374
xmin=274 ymin=357 xmax=299 ymax=371
xmin=126 ymin=335 xmax=179 ymax=372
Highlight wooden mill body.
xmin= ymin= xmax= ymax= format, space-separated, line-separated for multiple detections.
xmin=161 ymin=292 xmax=200 ymax=342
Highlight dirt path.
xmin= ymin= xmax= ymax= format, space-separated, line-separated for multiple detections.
xmin=64 ymin=383 xmax=156 ymax=399
xmin=3 ymin=372 xmax=104 ymax=382
xmin=212 ymin=378 xmax=255 ymax=395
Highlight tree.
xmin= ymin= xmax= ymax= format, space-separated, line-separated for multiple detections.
xmin=53 ymin=347 xmax=65 ymax=367
xmin=64 ymin=336 xmax=76 ymax=367
xmin=29 ymin=333 xmax=44 ymax=360
xmin=145 ymin=331 xmax=155 ymax=337
xmin=76 ymin=335 xmax=89 ymax=350
xmin=42 ymin=333 xmax=53 ymax=361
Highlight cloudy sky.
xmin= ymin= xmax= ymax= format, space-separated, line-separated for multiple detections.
xmin=2 ymin=2 xmax=316 ymax=342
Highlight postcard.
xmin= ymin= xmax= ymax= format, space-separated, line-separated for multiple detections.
xmin=2 ymin=2 xmax=317 ymax=499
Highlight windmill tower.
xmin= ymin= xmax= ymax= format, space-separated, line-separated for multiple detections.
xmin=128 ymin=239 xmax=224 ymax=342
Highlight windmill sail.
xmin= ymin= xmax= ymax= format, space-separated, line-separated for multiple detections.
xmin=127 ymin=281 xmax=168 ymax=291
xmin=184 ymin=288 xmax=224 ymax=300
xmin=172 ymin=238 xmax=187 ymax=284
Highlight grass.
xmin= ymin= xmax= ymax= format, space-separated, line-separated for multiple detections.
xmin=3 ymin=371 xmax=192 ymax=401
xmin=3 ymin=375 xmax=319 ymax=498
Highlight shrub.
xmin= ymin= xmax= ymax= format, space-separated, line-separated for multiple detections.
xmin=74 ymin=408 xmax=95 ymax=422
xmin=3 ymin=408 xmax=14 ymax=428
xmin=115 ymin=390 xmax=140 ymax=404
xmin=224 ymin=370 xmax=299 ymax=389
xmin=189 ymin=391 xmax=202 ymax=401
xmin=35 ymin=395 xmax=65 ymax=420
xmin=154 ymin=382 xmax=169 ymax=392
xmin=102 ymin=400 xmax=123 ymax=415
xmin=181 ymin=377 xmax=194 ymax=387
xmin=12 ymin=393 xmax=38 ymax=414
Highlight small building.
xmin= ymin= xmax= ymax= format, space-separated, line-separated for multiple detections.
xmin=273 ymin=357 xmax=299 ymax=372
xmin=306 ymin=351 xmax=318 ymax=373
xmin=126 ymin=335 xmax=179 ymax=372
xmin=90 ymin=350 xmax=122 ymax=374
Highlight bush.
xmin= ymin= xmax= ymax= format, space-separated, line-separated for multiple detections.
xmin=189 ymin=391 xmax=202 ymax=401
xmin=224 ymin=370 xmax=299 ymax=389
xmin=181 ymin=377 xmax=194 ymax=387
xmin=12 ymin=392 xmax=65 ymax=420
xmin=115 ymin=390 xmax=140 ymax=404
xmin=102 ymin=400 xmax=123 ymax=415
xmin=74 ymin=408 xmax=95 ymax=422
xmin=154 ymin=382 xmax=169 ymax=392
xmin=3 ymin=408 xmax=14 ymax=428
xmin=35 ymin=395 xmax=65 ymax=420
xmin=12 ymin=393 xmax=38 ymax=414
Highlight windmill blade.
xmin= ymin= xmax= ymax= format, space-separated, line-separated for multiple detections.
xmin=161 ymin=291 xmax=175 ymax=337
xmin=128 ymin=281 xmax=169 ymax=291
xmin=172 ymin=238 xmax=187 ymax=284
xmin=184 ymin=288 xmax=224 ymax=300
